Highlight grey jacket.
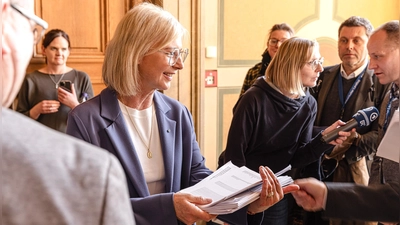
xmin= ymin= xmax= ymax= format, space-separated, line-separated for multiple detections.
xmin=2 ymin=108 xmax=135 ymax=225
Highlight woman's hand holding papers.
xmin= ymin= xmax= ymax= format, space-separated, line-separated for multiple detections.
xmin=247 ymin=166 xmax=300 ymax=215
xmin=173 ymin=192 xmax=217 ymax=224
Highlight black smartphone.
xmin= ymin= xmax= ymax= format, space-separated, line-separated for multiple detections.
xmin=59 ymin=80 xmax=72 ymax=92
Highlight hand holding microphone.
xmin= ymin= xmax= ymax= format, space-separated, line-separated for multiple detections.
xmin=321 ymin=107 xmax=380 ymax=143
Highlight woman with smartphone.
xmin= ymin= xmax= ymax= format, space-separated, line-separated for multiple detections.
xmin=16 ymin=29 xmax=94 ymax=133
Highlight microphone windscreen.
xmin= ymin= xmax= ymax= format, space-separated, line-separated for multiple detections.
xmin=352 ymin=106 xmax=379 ymax=127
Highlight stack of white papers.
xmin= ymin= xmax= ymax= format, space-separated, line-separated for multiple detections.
xmin=376 ymin=108 xmax=399 ymax=163
xmin=179 ymin=161 xmax=293 ymax=214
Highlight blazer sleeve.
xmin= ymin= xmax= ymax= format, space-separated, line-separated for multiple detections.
xmin=324 ymin=182 xmax=399 ymax=222
xmin=102 ymin=155 xmax=136 ymax=225
xmin=66 ymin=110 xmax=93 ymax=142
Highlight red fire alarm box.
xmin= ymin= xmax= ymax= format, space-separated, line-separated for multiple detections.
xmin=205 ymin=70 xmax=217 ymax=87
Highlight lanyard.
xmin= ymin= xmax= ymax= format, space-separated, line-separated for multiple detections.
xmin=383 ymin=84 xmax=399 ymax=132
xmin=337 ymin=68 xmax=366 ymax=119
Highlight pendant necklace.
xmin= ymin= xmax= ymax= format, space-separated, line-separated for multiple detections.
xmin=124 ymin=105 xmax=154 ymax=159
xmin=48 ymin=72 xmax=66 ymax=88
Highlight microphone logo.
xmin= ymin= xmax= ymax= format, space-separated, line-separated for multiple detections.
xmin=370 ymin=112 xmax=379 ymax=121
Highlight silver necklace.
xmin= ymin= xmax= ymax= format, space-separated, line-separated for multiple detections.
xmin=48 ymin=73 xmax=65 ymax=88
xmin=124 ymin=105 xmax=154 ymax=159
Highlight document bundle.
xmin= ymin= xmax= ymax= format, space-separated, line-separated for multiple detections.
xmin=179 ymin=161 xmax=293 ymax=214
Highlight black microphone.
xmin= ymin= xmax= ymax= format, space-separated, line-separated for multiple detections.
xmin=321 ymin=106 xmax=379 ymax=143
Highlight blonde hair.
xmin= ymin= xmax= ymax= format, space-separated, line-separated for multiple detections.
xmin=102 ymin=3 xmax=187 ymax=96
xmin=266 ymin=37 xmax=318 ymax=96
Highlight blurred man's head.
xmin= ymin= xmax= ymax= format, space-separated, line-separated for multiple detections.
xmin=337 ymin=16 xmax=373 ymax=74
xmin=2 ymin=0 xmax=48 ymax=107
xmin=367 ymin=20 xmax=399 ymax=86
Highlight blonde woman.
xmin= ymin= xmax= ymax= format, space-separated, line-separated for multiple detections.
xmin=223 ymin=37 xmax=351 ymax=224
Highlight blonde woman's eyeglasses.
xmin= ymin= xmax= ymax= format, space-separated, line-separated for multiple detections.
xmin=158 ymin=48 xmax=189 ymax=66
xmin=307 ymin=57 xmax=324 ymax=70
xmin=11 ymin=4 xmax=48 ymax=45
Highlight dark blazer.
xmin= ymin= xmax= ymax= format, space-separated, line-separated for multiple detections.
xmin=369 ymin=85 xmax=399 ymax=197
xmin=66 ymin=88 xmax=249 ymax=225
xmin=312 ymin=64 xmax=389 ymax=163
xmin=324 ymin=181 xmax=399 ymax=222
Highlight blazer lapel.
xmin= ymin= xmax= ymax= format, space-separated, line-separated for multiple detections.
xmin=153 ymin=92 xmax=176 ymax=193
xmin=316 ymin=65 xmax=340 ymax=124
xmin=353 ymin=68 xmax=374 ymax=109
xmin=100 ymin=88 xmax=150 ymax=196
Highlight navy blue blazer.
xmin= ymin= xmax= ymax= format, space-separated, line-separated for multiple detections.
xmin=67 ymin=88 xmax=248 ymax=225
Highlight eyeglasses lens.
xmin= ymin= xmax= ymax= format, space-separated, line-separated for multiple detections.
xmin=170 ymin=49 xmax=189 ymax=66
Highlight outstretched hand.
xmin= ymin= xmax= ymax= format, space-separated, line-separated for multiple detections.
xmin=247 ymin=166 xmax=299 ymax=214
xmin=291 ymin=178 xmax=327 ymax=212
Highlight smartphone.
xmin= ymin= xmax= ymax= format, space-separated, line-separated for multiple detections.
xmin=59 ymin=80 xmax=72 ymax=92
